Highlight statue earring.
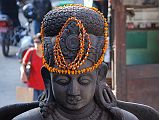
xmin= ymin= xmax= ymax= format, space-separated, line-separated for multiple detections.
xmin=95 ymin=80 xmax=117 ymax=110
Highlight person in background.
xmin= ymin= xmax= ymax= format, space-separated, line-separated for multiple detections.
xmin=0 ymin=0 xmax=20 ymax=27
xmin=32 ymin=0 xmax=52 ymax=34
xmin=20 ymin=33 xmax=44 ymax=101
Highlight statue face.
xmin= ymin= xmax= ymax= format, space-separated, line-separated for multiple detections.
xmin=51 ymin=60 xmax=97 ymax=110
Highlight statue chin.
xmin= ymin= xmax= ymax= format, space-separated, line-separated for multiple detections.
xmin=59 ymin=101 xmax=87 ymax=111
xmin=64 ymin=104 xmax=84 ymax=111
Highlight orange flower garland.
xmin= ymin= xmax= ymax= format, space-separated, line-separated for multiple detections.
xmin=41 ymin=5 xmax=108 ymax=75
xmin=53 ymin=17 xmax=91 ymax=70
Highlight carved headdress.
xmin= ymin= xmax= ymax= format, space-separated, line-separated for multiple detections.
xmin=41 ymin=5 xmax=108 ymax=74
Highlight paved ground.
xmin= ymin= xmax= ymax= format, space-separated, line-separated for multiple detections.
xmin=0 ymin=45 xmax=24 ymax=107
xmin=0 ymin=11 xmax=33 ymax=107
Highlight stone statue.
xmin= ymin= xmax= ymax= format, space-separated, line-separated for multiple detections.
xmin=0 ymin=5 xmax=159 ymax=120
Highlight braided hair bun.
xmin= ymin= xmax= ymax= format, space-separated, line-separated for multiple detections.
xmin=41 ymin=5 xmax=108 ymax=74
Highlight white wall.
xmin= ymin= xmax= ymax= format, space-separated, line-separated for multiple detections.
xmin=127 ymin=8 xmax=159 ymax=24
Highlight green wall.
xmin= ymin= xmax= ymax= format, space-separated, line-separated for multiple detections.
xmin=126 ymin=30 xmax=159 ymax=65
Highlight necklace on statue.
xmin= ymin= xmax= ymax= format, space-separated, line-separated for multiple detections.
xmin=51 ymin=104 xmax=102 ymax=120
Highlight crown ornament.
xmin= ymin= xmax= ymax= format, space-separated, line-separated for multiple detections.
xmin=41 ymin=5 xmax=108 ymax=74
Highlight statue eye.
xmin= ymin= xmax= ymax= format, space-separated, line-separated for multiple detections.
xmin=78 ymin=77 xmax=91 ymax=85
xmin=55 ymin=76 xmax=70 ymax=85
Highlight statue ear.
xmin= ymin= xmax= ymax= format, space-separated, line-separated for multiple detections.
xmin=41 ymin=66 xmax=51 ymax=88
xmin=41 ymin=66 xmax=55 ymax=102
xmin=97 ymin=62 xmax=108 ymax=81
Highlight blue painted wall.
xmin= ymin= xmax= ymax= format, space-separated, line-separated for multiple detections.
xmin=126 ymin=30 xmax=159 ymax=65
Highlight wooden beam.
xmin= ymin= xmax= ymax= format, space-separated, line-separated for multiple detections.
xmin=112 ymin=0 xmax=127 ymax=100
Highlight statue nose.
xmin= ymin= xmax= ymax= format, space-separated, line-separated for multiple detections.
xmin=67 ymin=78 xmax=80 ymax=95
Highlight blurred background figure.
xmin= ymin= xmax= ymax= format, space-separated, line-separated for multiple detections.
xmin=32 ymin=0 xmax=52 ymax=34
xmin=20 ymin=33 xmax=44 ymax=101
xmin=0 ymin=0 xmax=34 ymax=57
xmin=0 ymin=0 xmax=20 ymax=27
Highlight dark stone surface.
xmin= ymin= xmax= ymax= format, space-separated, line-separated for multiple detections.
xmin=0 ymin=5 xmax=159 ymax=120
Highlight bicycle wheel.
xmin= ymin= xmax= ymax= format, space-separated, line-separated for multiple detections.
xmin=1 ymin=33 xmax=10 ymax=57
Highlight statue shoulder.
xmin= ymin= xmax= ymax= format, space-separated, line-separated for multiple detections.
xmin=100 ymin=107 xmax=138 ymax=120
xmin=94 ymin=81 xmax=139 ymax=120
xmin=12 ymin=107 xmax=45 ymax=120
xmin=120 ymin=108 xmax=139 ymax=120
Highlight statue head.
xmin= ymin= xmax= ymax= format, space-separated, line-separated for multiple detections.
xmin=40 ymin=5 xmax=110 ymax=114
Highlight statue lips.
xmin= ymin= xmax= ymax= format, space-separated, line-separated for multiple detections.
xmin=66 ymin=95 xmax=82 ymax=105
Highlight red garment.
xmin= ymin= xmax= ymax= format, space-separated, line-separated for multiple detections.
xmin=23 ymin=47 xmax=45 ymax=90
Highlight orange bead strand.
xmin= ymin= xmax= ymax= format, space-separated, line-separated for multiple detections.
xmin=41 ymin=5 xmax=108 ymax=75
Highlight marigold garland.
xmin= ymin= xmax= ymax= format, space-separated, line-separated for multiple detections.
xmin=41 ymin=5 xmax=108 ymax=75
xmin=53 ymin=17 xmax=91 ymax=70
